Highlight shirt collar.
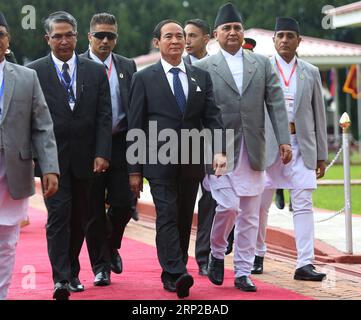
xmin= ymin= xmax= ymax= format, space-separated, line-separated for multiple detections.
xmin=161 ymin=58 xmax=186 ymax=74
xmin=221 ymin=47 xmax=243 ymax=59
xmin=275 ymin=52 xmax=297 ymax=67
xmin=89 ymin=49 xmax=112 ymax=68
xmin=51 ymin=52 xmax=76 ymax=70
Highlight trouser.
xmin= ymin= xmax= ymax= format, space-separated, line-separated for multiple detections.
xmin=195 ymin=185 xmax=217 ymax=268
xmin=210 ymin=187 xmax=262 ymax=278
xmin=148 ymin=177 xmax=199 ymax=281
xmin=256 ymin=188 xmax=315 ymax=269
xmin=44 ymin=171 xmax=92 ymax=283
xmin=0 ymin=224 xmax=20 ymax=300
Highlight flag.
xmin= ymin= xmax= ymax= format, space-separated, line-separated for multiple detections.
xmin=343 ymin=64 xmax=361 ymax=99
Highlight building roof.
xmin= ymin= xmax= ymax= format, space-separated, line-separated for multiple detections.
xmin=325 ymin=1 xmax=361 ymax=28
xmin=134 ymin=28 xmax=361 ymax=70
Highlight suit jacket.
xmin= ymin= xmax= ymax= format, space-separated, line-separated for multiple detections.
xmin=27 ymin=54 xmax=112 ymax=179
xmin=196 ymin=50 xmax=290 ymax=172
xmin=0 ymin=62 xmax=59 ymax=199
xmin=183 ymin=55 xmax=192 ymax=65
xmin=128 ymin=60 xmax=225 ymax=179
xmin=265 ymin=57 xmax=328 ymax=169
xmin=80 ymin=49 xmax=136 ymax=125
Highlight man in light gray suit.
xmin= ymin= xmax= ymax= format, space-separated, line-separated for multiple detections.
xmin=196 ymin=3 xmax=291 ymax=292
xmin=253 ymin=17 xmax=327 ymax=281
xmin=0 ymin=12 xmax=59 ymax=300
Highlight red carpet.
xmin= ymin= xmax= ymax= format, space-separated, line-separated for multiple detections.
xmin=8 ymin=207 xmax=311 ymax=300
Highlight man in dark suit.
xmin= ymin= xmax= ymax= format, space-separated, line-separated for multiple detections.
xmin=80 ymin=13 xmax=137 ymax=281
xmin=184 ymin=18 xmax=216 ymax=276
xmin=127 ymin=19 xmax=226 ymax=298
xmin=27 ymin=11 xmax=112 ymax=300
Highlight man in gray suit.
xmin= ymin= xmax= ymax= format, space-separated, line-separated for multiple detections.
xmin=253 ymin=17 xmax=327 ymax=281
xmin=196 ymin=3 xmax=291 ymax=292
xmin=0 ymin=12 xmax=59 ymax=300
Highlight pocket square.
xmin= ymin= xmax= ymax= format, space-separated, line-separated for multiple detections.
xmin=196 ymin=86 xmax=202 ymax=92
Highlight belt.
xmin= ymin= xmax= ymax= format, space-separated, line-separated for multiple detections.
xmin=289 ymin=122 xmax=296 ymax=135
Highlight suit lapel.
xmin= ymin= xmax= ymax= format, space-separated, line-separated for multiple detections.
xmin=294 ymin=60 xmax=305 ymax=113
xmin=242 ymin=51 xmax=257 ymax=95
xmin=184 ymin=64 xmax=197 ymax=115
xmin=1 ymin=63 xmax=15 ymax=123
xmin=153 ymin=61 xmax=183 ymax=117
xmin=212 ymin=51 xmax=239 ymax=95
xmin=74 ymin=54 xmax=84 ymax=111
xmin=112 ymin=53 xmax=128 ymax=112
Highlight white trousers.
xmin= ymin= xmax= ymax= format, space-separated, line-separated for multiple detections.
xmin=0 ymin=224 xmax=20 ymax=300
xmin=210 ymin=187 xmax=261 ymax=277
xmin=255 ymin=188 xmax=315 ymax=269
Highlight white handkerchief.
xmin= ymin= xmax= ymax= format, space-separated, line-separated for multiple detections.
xmin=196 ymin=86 xmax=202 ymax=92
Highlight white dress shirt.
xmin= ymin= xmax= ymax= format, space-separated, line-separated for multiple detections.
xmin=161 ymin=58 xmax=189 ymax=100
xmin=51 ymin=52 xmax=77 ymax=110
xmin=221 ymin=48 xmax=243 ymax=95
xmin=89 ymin=50 xmax=124 ymax=133
xmin=274 ymin=53 xmax=297 ymax=122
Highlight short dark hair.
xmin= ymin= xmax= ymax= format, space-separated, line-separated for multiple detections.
xmin=90 ymin=13 xmax=117 ymax=31
xmin=153 ymin=19 xmax=184 ymax=40
xmin=184 ymin=19 xmax=210 ymax=35
xmin=44 ymin=11 xmax=77 ymax=34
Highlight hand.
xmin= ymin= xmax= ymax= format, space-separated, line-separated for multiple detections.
xmin=316 ymin=160 xmax=326 ymax=179
xmin=93 ymin=157 xmax=109 ymax=173
xmin=42 ymin=174 xmax=58 ymax=199
xmin=279 ymin=144 xmax=292 ymax=165
xmin=129 ymin=173 xmax=143 ymax=198
xmin=213 ymin=153 xmax=227 ymax=177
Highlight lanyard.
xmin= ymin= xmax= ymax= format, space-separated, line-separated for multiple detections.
xmin=53 ymin=58 xmax=77 ymax=93
xmin=106 ymin=58 xmax=113 ymax=79
xmin=275 ymin=58 xmax=297 ymax=88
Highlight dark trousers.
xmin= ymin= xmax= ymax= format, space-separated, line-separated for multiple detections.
xmin=149 ymin=177 xmax=199 ymax=281
xmin=195 ymin=184 xmax=217 ymax=267
xmin=87 ymin=131 xmax=132 ymax=272
xmin=44 ymin=171 xmax=92 ymax=283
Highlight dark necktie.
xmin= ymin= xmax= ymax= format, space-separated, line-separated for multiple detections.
xmin=169 ymin=67 xmax=186 ymax=113
xmin=62 ymin=63 xmax=76 ymax=103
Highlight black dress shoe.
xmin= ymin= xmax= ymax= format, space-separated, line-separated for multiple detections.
xmin=110 ymin=249 xmax=123 ymax=274
xmin=131 ymin=208 xmax=139 ymax=221
xmin=94 ymin=271 xmax=111 ymax=286
xmin=163 ymin=280 xmax=176 ymax=292
xmin=175 ymin=273 xmax=194 ymax=298
xmin=225 ymin=228 xmax=234 ymax=255
xmin=294 ymin=264 xmax=326 ymax=281
xmin=198 ymin=264 xmax=208 ymax=276
xmin=234 ymin=276 xmax=257 ymax=292
xmin=68 ymin=277 xmax=85 ymax=292
xmin=207 ymin=253 xmax=224 ymax=286
xmin=275 ymin=189 xmax=285 ymax=210
xmin=251 ymin=256 xmax=264 ymax=274
xmin=53 ymin=281 xmax=70 ymax=300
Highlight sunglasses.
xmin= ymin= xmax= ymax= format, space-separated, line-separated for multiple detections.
xmin=91 ymin=32 xmax=117 ymax=40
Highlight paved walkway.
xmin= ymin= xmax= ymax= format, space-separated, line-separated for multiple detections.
xmin=139 ymin=184 xmax=361 ymax=255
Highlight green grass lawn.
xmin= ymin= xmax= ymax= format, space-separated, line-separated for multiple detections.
xmin=282 ymin=164 xmax=361 ymax=215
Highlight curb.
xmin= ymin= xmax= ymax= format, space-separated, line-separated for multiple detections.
xmin=137 ymin=200 xmax=361 ymax=264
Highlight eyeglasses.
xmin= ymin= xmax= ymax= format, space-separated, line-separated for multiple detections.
xmin=49 ymin=32 xmax=77 ymax=41
xmin=0 ymin=31 xmax=9 ymax=39
xmin=91 ymin=32 xmax=117 ymax=40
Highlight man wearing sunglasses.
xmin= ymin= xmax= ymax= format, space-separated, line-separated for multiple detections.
xmin=80 ymin=13 xmax=137 ymax=284
xmin=27 ymin=11 xmax=112 ymax=300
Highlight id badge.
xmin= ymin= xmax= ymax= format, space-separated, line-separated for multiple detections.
xmin=284 ymin=91 xmax=295 ymax=114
